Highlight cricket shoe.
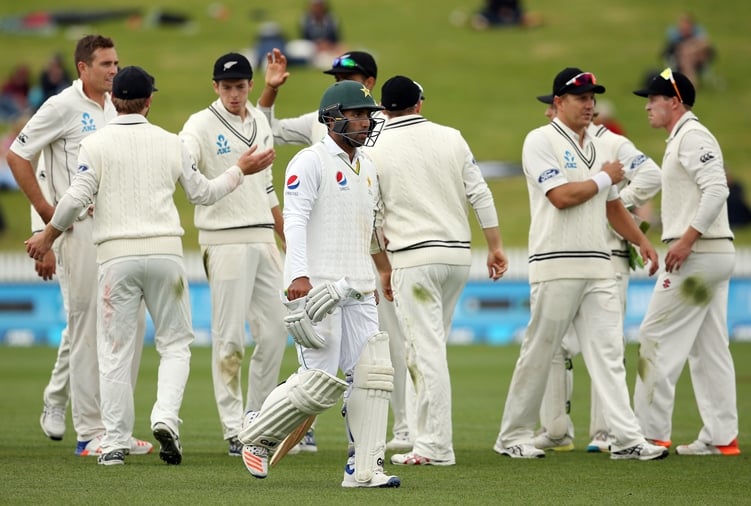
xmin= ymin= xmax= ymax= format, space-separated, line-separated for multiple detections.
xmin=76 ymin=434 xmax=153 ymax=456
xmin=242 ymin=445 xmax=269 ymax=479
xmin=341 ymin=453 xmax=401 ymax=488
xmin=153 ymin=422 xmax=182 ymax=465
xmin=586 ymin=431 xmax=612 ymax=453
xmin=40 ymin=405 xmax=65 ymax=441
xmin=610 ymin=441 xmax=669 ymax=461
xmin=532 ymin=432 xmax=574 ymax=452
xmin=227 ymin=436 xmax=243 ymax=457
xmin=297 ymin=429 xmax=318 ymax=453
xmin=385 ymin=431 xmax=412 ymax=452
xmin=97 ymin=449 xmax=126 ymax=466
xmin=675 ymin=439 xmax=741 ymax=456
xmin=391 ymin=452 xmax=455 ymax=466
xmin=493 ymin=442 xmax=545 ymax=459
xmin=647 ymin=438 xmax=672 ymax=448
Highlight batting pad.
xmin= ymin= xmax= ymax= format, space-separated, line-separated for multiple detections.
xmin=238 ymin=368 xmax=347 ymax=451
xmin=540 ymin=349 xmax=574 ymax=440
xmin=346 ymin=331 xmax=394 ymax=483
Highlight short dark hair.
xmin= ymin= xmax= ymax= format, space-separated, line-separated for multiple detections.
xmin=112 ymin=96 xmax=148 ymax=114
xmin=74 ymin=35 xmax=115 ymax=74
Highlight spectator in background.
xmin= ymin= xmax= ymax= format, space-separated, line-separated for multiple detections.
xmin=593 ymin=99 xmax=626 ymax=136
xmin=0 ymin=64 xmax=32 ymax=120
xmin=471 ymin=0 xmax=541 ymax=30
xmin=663 ymin=12 xmax=714 ymax=86
xmin=727 ymin=174 xmax=751 ymax=228
xmin=0 ymin=112 xmax=29 ymax=190
xmin=299 ymin=0 xmax=344 ymax=69
xmin=38 ymin=53 xmax=72 ymax=107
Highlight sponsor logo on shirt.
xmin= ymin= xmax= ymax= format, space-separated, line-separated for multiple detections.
xmin=216 ymin=134 xmax=231 ymax=155
xmin=17 ymin=132 xmax=28 ymax=144
xmin=699 ymin=151 xmax=715 ymax=164
xmin=78 ymin=164 xmax=89 ymax=173
xmin=286 ymin=174 xmax=300 ymax=190
xmin=630 ymin=154 xmax=647 ymax=170
xmin=81 ymin=112 xmax=96 ymax=133
xmin=336 ymin=171 xmax=349 ymax=190
xmin=538 ymin=168 xmax=560 ymax=183
xmin=563 ymin=150 xmax=577 ymax=169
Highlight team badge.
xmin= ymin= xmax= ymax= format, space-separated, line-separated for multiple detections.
xmin=216 ymin=134 xmax=231 ymax=155
xmin=663 ymin=278 xmax=671 ymax=289
xmin=336 ymin=171 xmax=348 ymax=187
xmin=286 ymin=175 xmax=300 ymax=190
xmin=360 ymin=86 xmax=371 ymax=98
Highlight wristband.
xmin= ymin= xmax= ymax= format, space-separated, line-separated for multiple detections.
xmin=590 ymin=171 xmax=612 ymax=193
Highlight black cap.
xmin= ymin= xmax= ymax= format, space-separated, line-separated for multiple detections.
xmin=323 ymin=51 xmax=377 ymax=79
xmin=381 ymin=75 xmax=422 ymax=111
xmin=213 ymin=52 xmax=253 ymax=81
xmin=537 ymin=67 xmax=606 ymax=103
xmin=633 ymin=69 xmax=695 ymax=106
xmin=112 ymin=66 xmax=157 ymax=100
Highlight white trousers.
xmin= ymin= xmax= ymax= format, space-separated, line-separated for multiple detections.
xmin=392 ymin=264 xmax=468 ymax=462
xmin=634 ymin=251 xmax=738 ymax=445
xmin=497 ymin=278 xmax=645 ymax=452
xmin=58 ymin=218 xmax=104 ymax=441
xmin=97 ymin=255 xmax=193 ymax=454
xmin=202 ymin=242 xmax=287 ymax=439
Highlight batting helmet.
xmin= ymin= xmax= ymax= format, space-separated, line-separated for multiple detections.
xmin=318 ymin=81 xmax=384 ymax=147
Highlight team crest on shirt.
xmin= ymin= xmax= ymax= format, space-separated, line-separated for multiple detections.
xmin=286 ymin=174 xmax=300 ymax=191
xmin=336 ymin=171 xmax=349 ymax=190
xmin=563 ymin=150 xmax=577 ymax=169
xmin=663 ymin=278 xmax=671 ymax=289
xmin=81 ymin=112 xmax=96 ymax=133
xmin=216 ymin=134 xmax=231 ymax=155
xmin=538 ymin=168 xmax=559 ymax=183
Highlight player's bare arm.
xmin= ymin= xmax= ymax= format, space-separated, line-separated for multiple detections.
xmin=606 ymin=199 xmax=659 ymax=276
xmin=483 ymin=227 xmax=508 ymax=280
xmin=546 ymin=160 xmax=624 ymax=209
xmin=371 ymin=251 xmax=393 ymax=302
xmin=257 ymin=48 xmax=290 ymax=108
xmin=25 ymin=224 xmax=62 ymax=262
xmin=6 ymin=151 xmax=55 ymax=223
xmin=235 ymin=145 xmax=276 ymax=175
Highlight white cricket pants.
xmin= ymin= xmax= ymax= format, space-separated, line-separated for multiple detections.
xmin=97 ymin=255 xmax=193 ymax=454
xmin=634 ymin=250 xmax=738 ymax=445
xmin=202 ymin=242 xmax=287 ymax=439
xmin=392 ymin=264 xmax=469 ymax=462
xmin=498 ymin=278 xmax=645 ymax=452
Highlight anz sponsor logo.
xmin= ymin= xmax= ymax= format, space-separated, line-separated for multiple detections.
xmin=538 ymin=168 xmax=559 ymax=183
xmin=630 ymin=154 xmax=648 ymax=170
xmin=81 ymin=112 xmax=96 ymax=133
xmin=216 ymin=134 xmax=231 ymax=155
xmin=699 ymin=151 xmax=715 ymax=164
xmin=563 ymin=150 xmax=577 ymax=169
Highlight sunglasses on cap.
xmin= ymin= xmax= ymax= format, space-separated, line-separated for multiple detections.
xmin=331 ymin=56 xmax=365 ymax=73
xmin=659 ymin=67 xmax=683 ymax=103
xmin=556 ymin=72 xmax=597 ymax=95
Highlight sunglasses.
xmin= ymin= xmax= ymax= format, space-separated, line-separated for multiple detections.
xmin=659 ymin=67 xmax=683 ymax=103
xmin=331 ymin=56 xmax=365 ymax=74
xmin=556 ymin=72 xmax=597 ymax=95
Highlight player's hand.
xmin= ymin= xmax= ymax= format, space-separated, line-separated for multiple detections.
xmin=379 ymin=271 xmax=393 ymax=302
xmin=638 ymin=239 xmax=660 ymax=276
xmin=600 ymin=160 xmax=625 ymax=185
xmin=265 ymin=48 xmax=290 ymax=90
xmin=236 ymin=145 xmax=276 ymax=175
xmin=664 ymin=238 xmax=692 ymax=273
xmin=35 ymin=250 xmax=56 ymax=281
xmin=488 ymin=248 xmax=508 ymax=281
xmin=25 ymin=231 xmax=54 ymax=262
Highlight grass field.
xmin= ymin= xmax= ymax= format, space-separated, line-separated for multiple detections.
xmin=1 ymin=0 xmax=751 ymax=252
xmin=1 ymin=343 xmax=750 ymax=505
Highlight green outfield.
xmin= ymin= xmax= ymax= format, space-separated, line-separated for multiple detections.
xmin=1 ymin=344 xmax=749 ymax=505
xmin=1 ymin=0 xmax=750 ymax=252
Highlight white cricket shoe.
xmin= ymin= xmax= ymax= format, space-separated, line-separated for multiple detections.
xmin=675 ymin=439 xmax=741 ymax=456
xmin=391 ymin=452 xmax=455 ymax=466
xmin=242 ymin=445 xmax=269 ymax=479
xmin=493 ymin=442 xmax=545 ymax=459
xmin=586 ymin=431 xmax=612 ymax=453
xmin=385 ymin=431 xmax=412 ymax=452
xmin=341 ymin=454 xmax=401 ymax=488
xmin=40 ymin=405 xmax=66 ymax=441
xmin=127 ymin=437 xmax=154 ymax=455
xmin=610 ymin=441 xmax=669 ymax=461
xmin=532 ymin=431 xmax=574 ymax=452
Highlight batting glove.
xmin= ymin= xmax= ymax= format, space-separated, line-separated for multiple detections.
xmin=305 ymin=278 xmax=364 ymax=323
xmin=281 ymin=295 xmax=326 ymax=349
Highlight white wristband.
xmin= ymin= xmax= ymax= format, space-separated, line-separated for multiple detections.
xmin=590 ymin=171 xmax=612 ymax=193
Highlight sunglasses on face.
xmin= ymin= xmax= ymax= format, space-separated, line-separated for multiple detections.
xmin=659 ymin=67 xmax=684 ymax=103
xmin=331 ymin=56 xmax=365 ymax=74
xmin=556 ymin=72 xmax=597 ymax=95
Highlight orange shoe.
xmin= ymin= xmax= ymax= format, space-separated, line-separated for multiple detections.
xmin=675 ymin=439 xmax=741 ymax=456
xmin=647 ymin=438 xmax=672 ymax=448
xmin=718 ymin=439 xmax=741 ymax=456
